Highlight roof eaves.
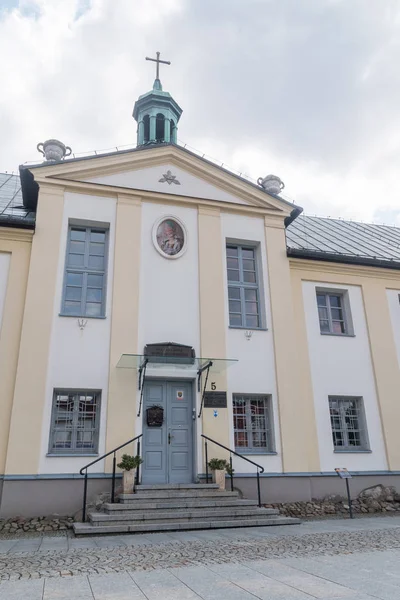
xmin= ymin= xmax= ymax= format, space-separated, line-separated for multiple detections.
xmin=287 ymin=247 xmax=400 ymax=271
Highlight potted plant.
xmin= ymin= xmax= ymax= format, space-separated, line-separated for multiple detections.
xmin=208 ymin=458 xmax=228 ymax=490
xmin=117 ymin=454 xmax=143 ymax=494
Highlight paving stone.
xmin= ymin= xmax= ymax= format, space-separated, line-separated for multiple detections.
xmin=0 ymin=578 xmax=44 ymax=599
xmin=89 ymin=572 xmax=147 ymax=599
xmin=130 ymin=569 xmax=202 ymax=599
xmin=43 ymin=574 xmax=94 ymax=599
xmin=171 ymin=565 xmax=263 ymax=599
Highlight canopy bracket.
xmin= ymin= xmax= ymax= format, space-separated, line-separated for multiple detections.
xmin=137 ymin=359 xmax=148 ymax=417
xmin=197 ymin=361 xmax=213 ymax=418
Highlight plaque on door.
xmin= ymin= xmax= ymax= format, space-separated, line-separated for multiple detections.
xmin=146 ymin=405 xmax=164 ymax=427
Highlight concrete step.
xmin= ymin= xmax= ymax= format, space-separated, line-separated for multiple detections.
xmin=136 ymin=484 xmax=220 ymax=490
xmin=73 ymin=516 xmax=301 ymax=536
xmin=103 ymin=499 xmax=258 ymax=512
xmin=89 ymin=507 xmax=280 ymax=525
xmin=119 ymin=490 xmax=239 ymax=502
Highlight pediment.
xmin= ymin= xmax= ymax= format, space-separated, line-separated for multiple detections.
xmin=27 ymin=144 xmax=296 ymax=216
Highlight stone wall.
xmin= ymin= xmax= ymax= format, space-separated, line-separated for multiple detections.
xmin=265 ymin=484 xmax=400 ymax=518
xmin=0 ymin=516 xmax=74 ymax=533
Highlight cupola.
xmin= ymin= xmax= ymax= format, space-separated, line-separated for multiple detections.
xmin=133 ymin=52 xmax=183 ymax=146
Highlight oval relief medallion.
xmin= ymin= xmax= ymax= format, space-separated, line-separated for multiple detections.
xmin=153 ymin=216 xmax=187 ymax=259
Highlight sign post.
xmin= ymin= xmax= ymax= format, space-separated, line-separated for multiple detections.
xmin=335 ymin=468 xmax=353 ymax=519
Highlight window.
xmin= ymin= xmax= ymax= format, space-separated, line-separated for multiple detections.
xmin=49 ymin=390 xmax=101 ymax=455
xmin=233 ymin=394 xmax=274 ymax=453
xmin=316 ymin=291 xmax=348 ymax=334
xmin=62 ymin=225 xmax=108 ymax=317
xmin=329 ymin=396 xmax=369 ymax=451
xmin=227 ymin=245 xmax=261 ymax=328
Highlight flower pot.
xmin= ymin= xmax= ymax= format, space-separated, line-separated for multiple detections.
xmin=212 ymin=469 xmax=226 ymax=491
xmin=37 ymin=139 xmax=72 ymax=162
xmin=122 ymin=470 xmax=135 ymax=494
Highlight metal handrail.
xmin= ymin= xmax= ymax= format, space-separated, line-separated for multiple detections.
xmin=79 ymin=433 xmax=143 ymax=522
xmin=201 ymin=434 xmax=264 ymax=507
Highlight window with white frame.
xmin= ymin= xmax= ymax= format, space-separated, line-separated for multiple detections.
xmin=329 ymin=396 xmax=369 ymax=451
xmin=227 ymin=245 xmax=261 ymax=328
xmin=49 ymin=390 xmax=101 ymax=455
xmin=61 ymin=225 xmax=108 ymax=317
xmin=316 ymin=291 xmax=349 ymax=334
xmin=233 ymin=394 xmax=274 ymax=452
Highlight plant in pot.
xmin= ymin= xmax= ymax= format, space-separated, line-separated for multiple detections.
xmin=117 ymin=454 xmax=143 ymax=494
xmin=208 ymin=458 xmax=228 ymax=490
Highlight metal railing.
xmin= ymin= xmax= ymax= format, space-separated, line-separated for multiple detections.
xmin=79 ymin=434 xmax=143 ymax=522
xmin=201 ymin=434 xmax=265 ymax=507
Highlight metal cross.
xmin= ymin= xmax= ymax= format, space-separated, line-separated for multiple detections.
xmin=145 ymin=51 xmax=171 ymax=80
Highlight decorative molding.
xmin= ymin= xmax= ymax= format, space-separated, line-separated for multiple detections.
xmin=289 ymin=258 xmax=400 ymax=283
xmin=28 ymin=144 xmax=293 ymax=214
xmin=77 ymin=318 xmax=87 ymax=331
xmin=158 ymin=170 xmax=181 ymax=185
xmin=0 ymin=228 xmax=34 ymax=243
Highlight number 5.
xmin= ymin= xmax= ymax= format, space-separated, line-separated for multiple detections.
xmin=211 ymin=382 xmax=216 ymax=391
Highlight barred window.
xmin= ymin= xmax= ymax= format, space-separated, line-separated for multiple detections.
xmin=62 ymin=226 xmax=108 ymax=317
xmin=227 ymin=245 xmax=262 ymax=329
xmin=49 ymin=390 xmax=101 ymax=455
xmin=329 ymin=396 xmax=369 ymax=451
xmin=233 ymin=395 xmax=274 ymax=453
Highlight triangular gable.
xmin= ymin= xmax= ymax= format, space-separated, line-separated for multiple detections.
xmin=84 ymin=163 xmax=251 ymax=205
xmin=25 ymin=144 xmax=298 ymax=216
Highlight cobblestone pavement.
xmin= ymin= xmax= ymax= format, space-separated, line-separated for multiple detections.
xmin=1 ymin=517 xmax=400 ymax=598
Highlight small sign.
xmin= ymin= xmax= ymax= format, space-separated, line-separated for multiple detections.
xmin=177 ymin=390 xmax=184 ymax=400
xmin=335 ymin=468 xmax=352 ymax=479
xmin=204 ymin=391 xmax=227 ymax=408
xmin=213 ymin=409 xmax=218 ymax=418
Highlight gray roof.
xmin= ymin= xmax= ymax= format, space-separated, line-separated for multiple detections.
xmin=286 ymin=215 xmax=400 ymax=268
xmin=0 ymin=173 xmax=35 ymax=227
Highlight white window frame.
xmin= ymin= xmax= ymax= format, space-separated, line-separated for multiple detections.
xmin=61 ymin=224 xmax=109 ymax=318
xmin=328 ymin=395 xmax=370 ymax=452
xmin=316 ymin=288 xmax=354 ymax=336
xmin=226 ymin=244 xmax=264 ymax=329
xmin=48 ymin=389 xmax=101 ymax=456
xmin=232 ymin=394 xmax=275 ymax=454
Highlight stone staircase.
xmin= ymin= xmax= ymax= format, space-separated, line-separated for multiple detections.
xmin=73 ymin=484 xmax=300 ymax=535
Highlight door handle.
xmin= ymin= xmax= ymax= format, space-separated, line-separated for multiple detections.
xmin=168 ymin=432 xmax=173 ymax=445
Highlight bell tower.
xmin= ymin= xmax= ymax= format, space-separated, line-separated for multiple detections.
xmin=133 ymin=52 xmax=183 ymax=146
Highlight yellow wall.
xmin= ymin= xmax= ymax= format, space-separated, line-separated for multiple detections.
xmin=198 ymin=207 xmax=230 ymax=462
xmin=0 ymin=230 xmax=32 ymax=474
xmin=265 ymin=218 xmax=320 ymax=472
xmin=105 ymin=195 xmax=142 ymax=467
xmin=290 ymin=259 xmax=400 ymax=471
xmin=5 ymin=185 xmax=64 ymax=474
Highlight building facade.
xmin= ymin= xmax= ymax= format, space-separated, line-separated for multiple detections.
xmin=1 ymin=74 xmax=400 ymax=518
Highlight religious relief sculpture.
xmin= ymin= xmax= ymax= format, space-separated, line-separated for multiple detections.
xmin=153 ymin=216 xmax=187 ymax=258
xmin=159 ymin=170 xmax=181 ymax=185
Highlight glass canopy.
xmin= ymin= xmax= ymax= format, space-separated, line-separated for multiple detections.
xmin=116 ymin=354 xmax=238 ymax=373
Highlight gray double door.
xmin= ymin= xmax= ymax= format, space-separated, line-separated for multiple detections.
xmin=141 ymin=380 xmax=194 ymax=484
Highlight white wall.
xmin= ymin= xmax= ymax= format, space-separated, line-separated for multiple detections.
xmin=137 ymin=202 xmax=202 ymax=468
xmin=221 ymin=213 xmax=282 ymax=474
xmin=0 ymin=253 xmax=10 ymax=335
xmin=303 ymin=281 xmax=387 ymax=472
xmin=87 ymin=164 xmax=249 ymax=205
xmin=387 ymin=289 xmax=400 ymax=369
xmin=39 ymin=192 xmax=116 ymax=474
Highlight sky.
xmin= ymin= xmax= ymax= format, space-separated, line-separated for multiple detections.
xmin=1 ymin=0 xmax=400 ymax=224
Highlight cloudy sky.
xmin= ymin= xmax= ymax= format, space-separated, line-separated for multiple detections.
xmin=1 ymin=0 xmax=400 ymax=224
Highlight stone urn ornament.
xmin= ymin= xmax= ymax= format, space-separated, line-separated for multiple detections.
xmin=37 ymin=139 xmax=72 ymax=162
xmin=257 ymin=174 xmax=285 ymax=195
xmin=208 ymin=458 xmax=228 ymax=491
xmin=117 ymin=454 xmax=143 ymax=494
